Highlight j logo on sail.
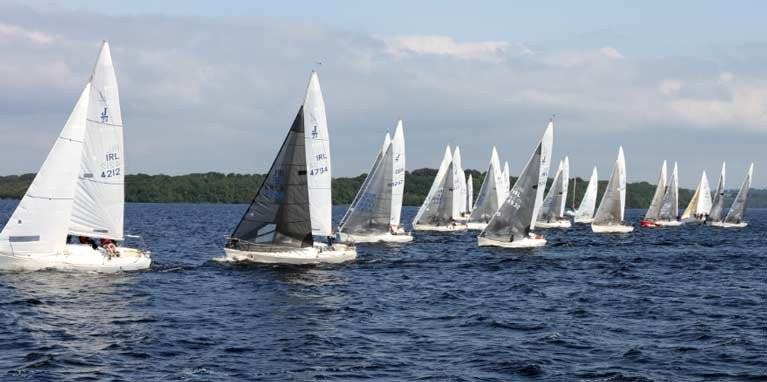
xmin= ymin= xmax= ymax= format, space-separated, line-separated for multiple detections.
xmin=100 ymin=107 xmax=109 ymax=123
xmin=312 ymin=125 xmax=319 ymax=139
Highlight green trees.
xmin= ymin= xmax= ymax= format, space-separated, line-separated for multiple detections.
xmin=0 ymin=171 xmax=763 ymax=207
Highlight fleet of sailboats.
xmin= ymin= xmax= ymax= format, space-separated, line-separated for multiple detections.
xmin=0 ymin=43 xmax=759 ymax=272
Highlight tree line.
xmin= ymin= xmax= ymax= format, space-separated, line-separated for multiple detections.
xmin=1 ymin=170 xmax=764 ymax=208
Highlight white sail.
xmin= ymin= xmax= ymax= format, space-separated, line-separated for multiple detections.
xmin=413 ymin=146 xmax=452 ymax=225
xmin=468 ymin=147 xmax=504 ymax=223
xmin=390 ymin=120 xmax=406 ymax=229
xmin=502 ymin=160 xmax=510 ymax=196
xmin=0 ymin=84 xmax=91 ymax=255
xmin=538 ymin=159 xmax=564 ymax=221
xmin=531 ymin=121 xmax=554 ymax=229
xmin=574 ymin=166 xmax=599 ymax=222
xmin=681 ymin=171 xmax=713 ymax=220
xmin=560 ymin=156 xmax=570 ymax=217
xmin=593 ymin=146 xmax=627 ymax=225
xmin=68 ymin=42 xmax=125 ymax=240
xmin=658 ymin=162 xmax=679 ymax=221
xmin=724 ymin=163 xmax=753 ymax=224
xmin=466 ymin=174 xmax=474 ymax=212
xmin=302 ymin=71 xmax=333 ymax=236
xmin=644 ymin=161 xmax=668 ymax=221
xmin=451 ymin=146 xmax=467 ymax=219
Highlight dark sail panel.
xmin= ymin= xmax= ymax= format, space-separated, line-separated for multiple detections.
xmin=481 ymin=143 xmax=541 ymax=242
xmin=339 ymin=143 xmax=394 ymax=234
xmin=469 ymin=166 xmax=499 ymax=223
xmin=593 ymin=163 xmax=622 ymax=225
xmin=229 ymin=107 xmax=312 ymax=248
xmin=538 ymin=168 xmax=563 ymax=222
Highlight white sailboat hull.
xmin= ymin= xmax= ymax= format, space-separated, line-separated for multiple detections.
xmin=573 ymin=217 xmax=594 ymax=224
xmin=338 ymin=232 xmax=414 ymax=243
xmin=477 ymin=236 xmax=547 ymax=248
xmin=217 ymin=243 xmax=357 ymax=265
xmin=656 ymin=220 xmax=683 ymax=227
xmin=708 ymin=221 xmax=747 ymax=228
xmin=591 ymin=224 xmax=634 ymax=233
xmin=535 ymin=220 xmax=572 ymax=229
xmin=0 ymin=244 xmax=150 ymax=273
xmin=467 ymin=222 xmax=488 ymax=231
xmin=412 ymin=223 xmax=468 ymax=232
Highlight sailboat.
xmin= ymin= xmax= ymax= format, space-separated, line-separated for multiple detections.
xmin=478 ymin=120 xmax=553 ymax=248
xmin=709 ymin=163 xmax=754 ymax=228
xmin=681 ymin=171 xmax=713 ymax=223
xmin=706 ymin=162 xmax=726 ymax=225
xmin=536 ymin=156 xmax=572 ymax=228
xmin=219 ymin=71 xmax=356 ymax=264
xmin=0 ymin=42 xmax=150 ymax=272
xmin=656 ymin=162 xmax=681 ymax=226
xmin=412 ymin=146 xmax=468 ymax=231
xmin=591 ymin=147 xmax=633 ymax=233
xmin=640 ymin=160 xmax=668 ymax=228
xmin=452 ymin=147 xmax=469 ymax=221
xmin=467 ymin=147 xmax=505 ymax=230
xmin=573 ymin=167 xmax=599 ymax=224
xmin=338 ymin=120 xmax=412 ymax=243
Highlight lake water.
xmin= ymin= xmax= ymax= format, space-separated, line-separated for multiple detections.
xmin=0 ymin=200 xmax=765 ymax=381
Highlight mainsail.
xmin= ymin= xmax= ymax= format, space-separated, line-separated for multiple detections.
xmin=451 ymin=146 xmax=467 ymax=219
xmin=644 ymin=160 xmax=668 ymax=221
xmin=724 ymin=163 xmax=754 ymax=224
xmin=574 ymin=166 xmax=599 ymax=221
xmin=531 ymin=121 xmax=554 ymax=225
xmin=502 ymin=161 xmax=511 ymax=197
xmin=303 ymin=72 xmax=333 ymax=236
xmin=480 ymin=122 xmax=553 ymax=242
xmin=413 ymin=146 xmax=453 ymax=226
xmin=68 ymin=42 xmax=125 ymax=240
xmin=338 ymin=133 xmax=393 ymax=235
xmin=708 ymin=162 xmax=726 ymax=222
xmin=390 ymin=120 xmax=406 ymax=229
xmin=658 ymin=162 xmax=679 ymax=221
xmin=0 ymin=84 xmax=91 ymax=255
xmin=468 ymin=147 xmax=504 ymax=223
xmin=593 ymin=146 xmax=627 ymax=225
xmin=681 ymin=171 xmax=713 ymax=220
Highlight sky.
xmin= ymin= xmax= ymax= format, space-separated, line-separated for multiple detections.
xmin=0 ymin=0 xmax=765 ymax=188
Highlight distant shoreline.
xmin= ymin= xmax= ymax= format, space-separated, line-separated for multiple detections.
xmin=1 ymin=170 xmax=765 ymax=208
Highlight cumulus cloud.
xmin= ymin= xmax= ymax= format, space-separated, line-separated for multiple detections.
xmin=382 ymin=35 xmax=527 ymax=61
xmin=0 ymin=22 xmax=54 ymax=44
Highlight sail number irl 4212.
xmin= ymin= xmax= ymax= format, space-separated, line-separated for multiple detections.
xmin=101 ymin=152 xmax=121 ymax=178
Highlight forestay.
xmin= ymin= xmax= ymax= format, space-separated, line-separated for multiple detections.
xmin=0 ymin=84 xmax=91 ymax=255
xmin=480 ymin=122 xmax=552 ymax=242
xmin=69 ymin=42 xmax=125 ymax=240
xmin=593 ymin=147 xmax=627 ymax=225
xmin=724 ymin=163 xmax=754 ymax=224
xmin=645 ymin=161 xmax=667 ymax=221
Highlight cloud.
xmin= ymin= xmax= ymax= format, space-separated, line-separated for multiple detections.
xmin=382 ymin=35 xmax=526 ymax=61
xmin=0 ymin=3 xmax=763 ymax=187
xmin=0 ymin=22 xmax=55 ymax=44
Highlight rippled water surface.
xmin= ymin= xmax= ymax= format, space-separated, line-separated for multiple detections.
xmin=0 ymin=200 xmax=765 ymax=381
